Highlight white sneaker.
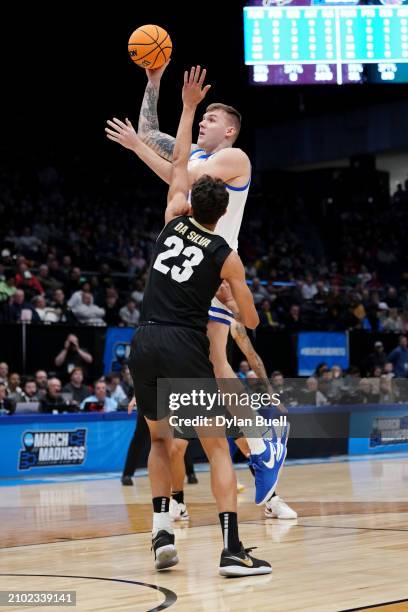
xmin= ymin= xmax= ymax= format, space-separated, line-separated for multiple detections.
xmin=169 ymin=498 xmax=189 ymax=521
xmin=264 ymin=495 xmax=297 ymax=519
xmin=237 ymin=481 xmax=245 ymax=493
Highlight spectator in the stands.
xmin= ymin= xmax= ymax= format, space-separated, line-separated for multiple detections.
xmin=33 ymin=294 xmax=60 ymax=323
xmin=0 ymin=382 xmax=15 ymax=415
xmin=383 ymin=362 xmax=395 ymax=378
xmin=0 ymin=362 xmax=9 ymax=384
xmin=258 ymin=299 xmax=279 ymax=328
xmin=284 ymin=304 xmax=304 ymax=332
xmin=15 ymin=263 xmax=44 ymax=298
xmin=38 ymin=264 xmax=62 ymax=294
xmin=72 ymin=292 xmax=105 ymax=326
xmin=131 ymin=278 xmax=144 ymax=305
xmin=8 ymin=289 xmax=41 ymax=323
xmin=237 ymin=360 xmax=250 ymax=380
xmin=40 ymin=377 xmax=65 ymax=413
xmin=378 ymin=375 xmax=399 ymax=404
xmin=327 ymin=365 xmax=344 ymax=403
xmin=68 ymin=282 xmax=93 ymax=310
xmin=271 ymin=371 xmax=295 ymax=406
xmin=50 ymin=288 xmax=71 ymax=323
xmin=21 ymin=378 xmax=40 ymax=402
xmin=366 ymin=340 xmax=387 ymax=375
xmin=382 ymin=307 xmax=404 ymax=333
xmin=355 ymin=379 xmax=379 ymax=404
xmin=54 ymin=334 xmax=93 ymax=381
xmin=300 ymin=377 xmax=328 ymax=406
xmin=62 ymin=367 xmax=90 ymax=405
xmin=250 ymin=278 xmax=268 ymax=305
xmin=387 ymin=335 xmax=408 ymax=377
xmin=35 ymin=370 xmax=48 ymax=398
xmin=385 ymin=286 xmax=401 ymax=309
xmin=120 ymin=365 xmax=134 ymax=399
xmin=66 ymin=267 xmax=83 ymax=297
xmin=301 ymin=273 xmax=317 ymax=301
xmin=105 ymin=372 xmax=128 ymax=406
xmin=80 ymin=380 xmax=118 ymax=412
xmin=0 ymin=270 xmax=17 ymax=303
xmin=119 ymin=298 xmax=140 ymax=327
xmin=7 ymin=373 xmax=23 ymax=403
xmin=104 ymin=293 xmax=122 ymax=327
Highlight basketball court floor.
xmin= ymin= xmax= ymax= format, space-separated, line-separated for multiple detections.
xmin=1 ymin=454 xmax=407 ymax=611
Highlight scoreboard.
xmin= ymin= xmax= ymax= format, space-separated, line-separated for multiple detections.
xmin=244 ymin=4 xmax=408 ymax=84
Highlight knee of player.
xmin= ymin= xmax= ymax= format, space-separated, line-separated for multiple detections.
xmin=170 ymin=440 xmax=187 ymax=459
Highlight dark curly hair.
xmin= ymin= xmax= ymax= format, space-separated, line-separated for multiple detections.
xmin=191 ymin=175 xmax=229 ymax=225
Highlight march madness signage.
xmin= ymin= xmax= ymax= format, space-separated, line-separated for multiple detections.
xmin=18 ymin=429 xmax=87 ymax=470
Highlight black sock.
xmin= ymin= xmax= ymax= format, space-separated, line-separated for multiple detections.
xmin=172 ymin=490 xmax=184 ymax=504
xmin=219 ymin=512 xmax=240 ymax=553
xmin=152 ymin=496 xmax=170 ymax=514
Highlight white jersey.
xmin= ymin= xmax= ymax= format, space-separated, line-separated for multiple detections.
xmin=188 ymin=149 xmax=251 ymax=251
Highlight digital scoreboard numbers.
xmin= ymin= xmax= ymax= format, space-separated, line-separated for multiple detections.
xmin=244 ymin=5 xmax=408 ymax=84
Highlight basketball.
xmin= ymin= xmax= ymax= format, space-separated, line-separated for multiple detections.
xmin=128 ymin=25 xmax=172 ymax=70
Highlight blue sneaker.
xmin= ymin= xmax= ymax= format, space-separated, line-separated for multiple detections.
xmin=249 ymin=439 xmax=287 ymax=506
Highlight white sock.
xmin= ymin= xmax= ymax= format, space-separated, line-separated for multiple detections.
xmin=246 ymin=437 xmax=267 ymax=455
xmin=152 ymin=512 xmax=172 ymax=535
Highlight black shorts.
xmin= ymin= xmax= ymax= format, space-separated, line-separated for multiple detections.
xmin=129 ymin=323 xmax=217 ymax=423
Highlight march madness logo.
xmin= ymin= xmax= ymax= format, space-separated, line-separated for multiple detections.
xmin=18 ymin=429 xmax=87 ymax=470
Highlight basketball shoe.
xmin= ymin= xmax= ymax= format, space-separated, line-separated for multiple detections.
xmin=152 ymin=530 xmax=179 ymax=570
xmin=264 ymin=495 xmax=297 ymax=519
xmin=249 ymin=439 xmax=287 ymax=505
xmin=219 ymin=544 xmax=272 ymax=576
xmin=169 ymin=498 xmax=189 ymax=521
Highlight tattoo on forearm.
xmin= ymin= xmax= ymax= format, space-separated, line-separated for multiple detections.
xmin=138 ymin=82 xmax=175 ymax=161
xmin=138 ymin=83 xmax=159 ymax=134
xmin=251 ymin=353 xmax=269 ymax=381
xmin=145 ymin=133 xmax=175 ymax=160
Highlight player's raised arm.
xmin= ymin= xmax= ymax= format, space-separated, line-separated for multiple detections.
xmin=138 ymin=64 xmax=199 ymax=160
xmin=165 ymin=66 xmax=211 ymax=224
xmin=220 ymin=252 xmax=259 ymax=329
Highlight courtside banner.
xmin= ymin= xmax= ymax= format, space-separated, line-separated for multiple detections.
xmin=297 ymin=332 xmax=349 ymax=376
xmin=103 ymin=327 xmax=135 ymax=374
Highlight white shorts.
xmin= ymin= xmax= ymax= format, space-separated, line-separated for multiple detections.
xmin=208 ymin=297 xmax=234 ymax=327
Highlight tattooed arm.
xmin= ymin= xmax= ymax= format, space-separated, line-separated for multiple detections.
xmin=230 ymin=320 xmax=287 ymax=412
xmin=138 ymin=65 xmax=198 ymax=161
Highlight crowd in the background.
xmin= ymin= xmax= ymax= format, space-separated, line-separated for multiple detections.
xmin=0 ymin=357 xmax=134 ymax=416
xmin=236 ymin=335 xmax=408 ymax=406
xmin=2 ymin=162 xmax=408 ymax=332
xmin=2 ymin=332 xmax=406 ymax=415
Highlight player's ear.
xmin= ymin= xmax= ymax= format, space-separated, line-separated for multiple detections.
xmin=226 ymin=126 xmax=237 ymax=140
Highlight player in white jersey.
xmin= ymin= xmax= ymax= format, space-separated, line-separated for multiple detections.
xmin=105 ymin=63 xmax=288 ymax=507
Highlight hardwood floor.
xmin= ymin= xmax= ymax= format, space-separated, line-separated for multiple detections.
xmin=1 ymin=457 xmax=407 ymax=611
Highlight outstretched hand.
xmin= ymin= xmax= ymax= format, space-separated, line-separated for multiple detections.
xmin=182 ymin=66 xmax=211 ymax=109
xmin=105 ymin=118 xmax=140 ymax=151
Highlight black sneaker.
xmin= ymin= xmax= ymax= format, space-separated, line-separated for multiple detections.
xmin=152 ymin=530 xmax=179 ymax=570
xmin=219 ymin=544 xmax=272 ymax=577
xmin=187 ymin=473 xmax=198 ymax=484
xmin=121 ymin=476 xmax=133 ymax=486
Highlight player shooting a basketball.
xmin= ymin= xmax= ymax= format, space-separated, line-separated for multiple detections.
xmin=107 ymin=66 xmax=272 ymax=576
xmin=106 ymin=61 xmax=289 ymax=511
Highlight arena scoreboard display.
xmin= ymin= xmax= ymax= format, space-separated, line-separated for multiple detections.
xmin=244 ymin=0 xmax=408 ymax=84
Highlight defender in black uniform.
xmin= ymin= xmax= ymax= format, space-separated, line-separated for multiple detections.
xmin=107 ymin=66 xmax=271 ymax=577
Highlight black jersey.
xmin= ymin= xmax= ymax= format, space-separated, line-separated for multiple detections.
xmin=140 ymin=216 xmax=232 ymax=332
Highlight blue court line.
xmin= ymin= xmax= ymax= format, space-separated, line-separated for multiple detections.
xmin=2 ymin=451 xmax=408 ymax=487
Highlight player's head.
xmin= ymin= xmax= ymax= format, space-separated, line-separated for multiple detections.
xmin=191 ymin=175 xmax=229 ymax=226
xmin=198 ymin=103 xmax=241 ymax=150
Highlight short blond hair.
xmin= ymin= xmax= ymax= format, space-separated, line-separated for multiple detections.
xmin=205 ymin=103 xmax=242 ymax=142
